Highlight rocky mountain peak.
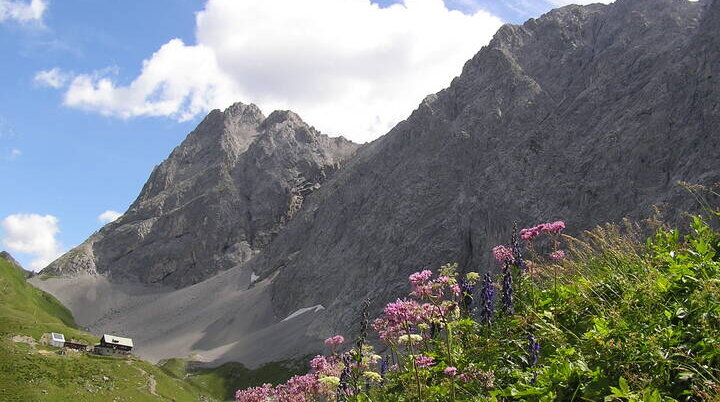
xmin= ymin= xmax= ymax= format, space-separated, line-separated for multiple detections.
xmin=42 ymin=104 xmax=360 ymax=287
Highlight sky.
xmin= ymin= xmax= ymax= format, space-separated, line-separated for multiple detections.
xmin=0 ymin=0 xmax=613 ymax=271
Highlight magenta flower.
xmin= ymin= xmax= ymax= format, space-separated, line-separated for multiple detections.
xmin=324 ymin=335 xmax=345 ymax=347
xmin=492 ymin=245 xmax=513 ymax=262
xmin=444 ymin=366 xmax=458 ymax=376
xmin=415 ymin=355 xmax=435 ymax=368
xmin=309 ymin=355 xmax=328 ymax=373
xmin=550 ymin=250 xmax=566 ymax=260
xmin=236 ymin=383 xmax=274 ymax=402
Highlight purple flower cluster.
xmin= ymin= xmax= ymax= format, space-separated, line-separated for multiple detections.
xmin=479 ymin=272 xmax=495 ymax=325
xmin=528 ymin=333 xmax=540 ymax=367
xmin=414 ymin=355 xmax=435 ymax=368
xmin=501 ymin=263 xmax=514 ymax=314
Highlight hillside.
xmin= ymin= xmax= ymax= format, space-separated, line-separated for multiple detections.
xmin=36 ymin=0 xmax=720 ymax=368
xmin=0 ymin=254 xmax=306 ymax=401
xmin=236 ymin=206 xmax=720 ymax=400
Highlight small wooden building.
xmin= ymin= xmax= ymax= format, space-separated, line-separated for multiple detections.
xmin=94 ymin=334 xmax=133 ymax=356
xmin=63 ymin=341 xmax=88 ymax=351
xmin=49 ymin=333 xmax=65 ymax=348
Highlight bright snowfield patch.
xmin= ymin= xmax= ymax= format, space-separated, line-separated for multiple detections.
xmin=45 ymin=0 xmax=503 ymax=142
xmin=281 ymin=305 xmax=326 ymax=322
xmin=29 ymin=266 xmax=329 ymax=368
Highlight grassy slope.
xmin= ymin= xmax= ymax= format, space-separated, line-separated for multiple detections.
xmin=159 ymin=357 xmax=310 ymax=401
xmin=0 ymin=257 xmax=212 ymax=401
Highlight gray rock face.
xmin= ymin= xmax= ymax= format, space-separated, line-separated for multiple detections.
xmin=44 ymin=103 xmax=359 ymax=287
xmin=247 ymin=0 xmax=720 ymax=333
xmin=39 ymin=0 xmax=720 ymax=364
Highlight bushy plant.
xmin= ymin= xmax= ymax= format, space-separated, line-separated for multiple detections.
xmin=236 ymin=215 xmax=720 ymax=401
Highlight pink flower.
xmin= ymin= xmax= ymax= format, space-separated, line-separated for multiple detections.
xmin=444 ymin=366 xmax=458 ymax=376
xmin=236 ymin=383 xmax=274 ymax=402
xmin=492 ymin=245 xmax=513 ymax=262
xmin=415 ymin=355 xmax=435 ymax=368
xmin=546 ymin=221 xmax=566 ymax=234
xmin=324 ymin=335 xmax=344 ymax=347
xmin=309 ymin=355 xmax=328 ymax=373
xmin=451 ymin=284 xmax=461 ymax=297
xmin=550 ymin=250 xmax=566 ymax=260
xmin=274 ymin=374 xmax=320 ymax=401
xmin=409 ymin=270 xmax=433 ymax=286
xmin=436 ymin=276 xmax=450 ymax=284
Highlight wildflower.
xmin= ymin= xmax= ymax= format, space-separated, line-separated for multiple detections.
xmin=459 ymin=278 xmax=475 ymax=314
xmin=397 ymin=334 xmax=423 ymax=344
xmin=466 ymin=272 xmax=480 ymax=284
xmin=389 ymin=364 xmax=399 ymax=372
xmin=363 ymin=371 xmax=382 ymax=383
xmin=501 ymin=263 xmax=514 ymax=314
xmin=309 ymin=355 xmax=328 ymax=373
xmin=479 ymin=272 xmax=495 ymax=325
xmin=546 ymin=221 xmax=565 ymax=234
xmin=318 ymin=376 xmax=340 ymax=388
xmin=415 ymin=355 xmax=435 ymax=368
xmin=550 ymin=250 xmax=566 ymax=260
xmin=274 ymin=374 xmax=319 ymax=400
xmin=436 ymin=276 xmax=450 ymax=284
xmin=236 ymin=383 xmax=274 ymax=402
xmin=451 ymin=283 xmax=461 ymax=297
xmin=528 ymin=334 xmax=540 ymax=367
xmin=324 ymin=335 xmax=345 ymax=347
xmin=380 ymin=358 xmax=388 ymax=376
xmin=444 ymin=366 xmax=458 ymax=376
xmin=409 ymin=270 xmax=433 ymax=292
xmin=492 ymin=245 xmax=513 ymax=263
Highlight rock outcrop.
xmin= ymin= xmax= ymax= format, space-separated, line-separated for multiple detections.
xmin=43 ymin=103 xmax=359 ymax=287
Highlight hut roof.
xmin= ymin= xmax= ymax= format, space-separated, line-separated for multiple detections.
xmin=101 ymin=334 xmax=133 ymax=348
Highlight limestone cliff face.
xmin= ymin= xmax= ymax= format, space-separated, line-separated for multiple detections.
xmin=246 ymin=0 xmax=720 ymax=333
xmin=44 ymin=103 xmax=359 ymax=287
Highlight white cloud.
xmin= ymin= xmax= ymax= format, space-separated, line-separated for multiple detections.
xmin=1 ymin=214 xmax=63 ymax=271
xmin=0 ymin=0 xmax=47 ymax=24
xmin=34 ymin=68 xmax=69 ymax=89
xmin=51 ymin=0 xmax=503 ymax=142
xmin=98 ymin=210 xmax=122 ymax=224
xmin=8 ymin=148 xmax=21 ymax=159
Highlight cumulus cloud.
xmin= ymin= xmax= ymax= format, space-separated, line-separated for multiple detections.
xmin=98 ymin=210 xmax=122 ymax=224
xmin=49 ymin=0 xmax=503 ymax=142
xmin=0 ymin=0 xmax=47 ymax=24
xmin=1 ymin=214 xmax=63 ymax=271
xmin=34 ymin=68 xmax=69 ymax=89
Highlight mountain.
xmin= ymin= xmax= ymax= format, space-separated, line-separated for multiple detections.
xmin=43 ymin=103 xmax=358 ymax=287
xmin=0 ymin=251 xmax=31 ymax=278
xmin=35 ymin=0 xmax=720 ymax=367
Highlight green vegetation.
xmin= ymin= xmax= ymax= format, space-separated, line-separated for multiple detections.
xmin=159 ymin=357 xmax=309 ymax=400
xmin=235 ymin=210 xmax=720 ymax=401
xmin=0 ymin=256 xmax=211 ymax=401
xmin=0 ymin=255 xmax=303 ymax=401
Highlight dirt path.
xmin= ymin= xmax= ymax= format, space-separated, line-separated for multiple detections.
xmin=128 ymin=362 xmax=158 ymax=397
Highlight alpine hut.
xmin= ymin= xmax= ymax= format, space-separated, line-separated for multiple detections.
xmin=94 ymin=334 xmax=133 ymax=356
xmin=49 ymin=332 xmax=65 ymax=348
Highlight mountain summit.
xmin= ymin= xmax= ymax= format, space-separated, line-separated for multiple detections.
xmin=44 ymin=102 xmax=358 ymax=287
xmin=36 ymin=0 xmax=720 ymax=366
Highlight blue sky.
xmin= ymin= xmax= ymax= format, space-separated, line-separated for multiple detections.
xmin=0 ymin=0 xmax=606 ymax=270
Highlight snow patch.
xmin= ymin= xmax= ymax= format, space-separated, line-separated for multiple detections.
xmin=250 ymin=272 xmax=259 ymax=283
xmin=281 ymin=304 xmax=325 ymax=322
